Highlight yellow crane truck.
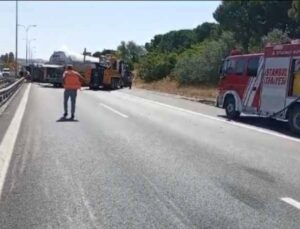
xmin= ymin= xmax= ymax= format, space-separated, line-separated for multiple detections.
xmin=89 ymin=57 xmax=131 ymax=90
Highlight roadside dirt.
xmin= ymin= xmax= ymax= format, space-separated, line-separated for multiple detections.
xmin=133 ymin=77 xmax=217 ymax=105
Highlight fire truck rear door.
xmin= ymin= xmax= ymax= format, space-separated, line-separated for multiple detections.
xmin=259 ymin=57 xmax=291 ymax=115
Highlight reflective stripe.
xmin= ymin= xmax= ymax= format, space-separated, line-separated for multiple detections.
xmin=243 ymin=77 xmax=255 ymax=105
xmin=243 ymin=56 xmax=265 ymax=108
xmin=247 ymin=56 xmax=264 ymax=107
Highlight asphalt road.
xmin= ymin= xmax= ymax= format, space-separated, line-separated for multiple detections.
xmin=0 ymin=83 xmax=299 ymax=229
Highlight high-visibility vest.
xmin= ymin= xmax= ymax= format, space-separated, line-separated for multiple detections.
xmin=63 ymin=70 xmax=81 ymax=90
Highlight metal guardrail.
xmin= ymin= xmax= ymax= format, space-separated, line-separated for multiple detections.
xmin=0 ymin=78 xmax=11 ymax=89
xmin=0 ymin=78 xmax=24 ymax=107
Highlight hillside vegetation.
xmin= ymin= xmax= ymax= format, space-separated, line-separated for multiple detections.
xmin=95 ymin=1 xmax=300 ymax=98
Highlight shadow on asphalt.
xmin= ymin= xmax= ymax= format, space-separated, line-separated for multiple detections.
xmin=36 ymin=83 xmax=130 ymax=93
xmin=37 ymin=84 xmax=112 ymax=92
xmin=218 ymin=115 xmax=300 ymax=138
xmin=85 ymin=87 xmax=115 ymax=92
xmin=81 ymin=87 xmax=110 ymax=92
xmin=56 ymin=117 xmax=79 ymax=122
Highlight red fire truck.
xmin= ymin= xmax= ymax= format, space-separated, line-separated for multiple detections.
xmin=217 ymin=41 xmax=300 ymax=134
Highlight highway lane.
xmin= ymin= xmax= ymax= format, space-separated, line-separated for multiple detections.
xmin=0 ymin=83 xmax=299 ymax=228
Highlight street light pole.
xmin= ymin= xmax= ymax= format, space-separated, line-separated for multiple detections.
xmin=25 ymin=25 xmax=37 ymax=65
xmin=30 ymin=47 xmax=36 ymax=64
xmin=28 ymin=39 xmax=36 ymax=64
xmin=15 ymin=0 xmax=18 ymax=77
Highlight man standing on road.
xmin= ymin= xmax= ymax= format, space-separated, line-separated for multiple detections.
xmin=62 ymin=65 xmax=85 ymax=120
xmin=124 ymin=65 xmax=133 ymax=89
xmin=128 ymin=71 xmax=133 ymax=89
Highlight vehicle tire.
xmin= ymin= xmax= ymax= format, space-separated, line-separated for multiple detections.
xmin=116 ymin=79 xmax=120 ymax=89
xmin=225 ymin=96 xmax=240 ymax=120
xmin=118 ymin=79 xmax=121 ymax=89
xmin=111 ymin=79 xmax=115 ymax=90
xmin=288 ymin=106 xmax=300 ymax=134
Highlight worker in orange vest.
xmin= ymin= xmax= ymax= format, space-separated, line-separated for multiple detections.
xmin=62 ymin=65 xmax=85 ymax=120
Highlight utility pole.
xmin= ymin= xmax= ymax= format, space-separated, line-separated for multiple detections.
xmin=83 ymin=48 xmax=87 ymax=63
xmin=28 ymin=38 xmax=36 ymax=64
xmin=25 ymin=25 xmax=37 ymax=65
xmin=19 ymin=25 xmax=37 ymax=65
xmin=15 ymin=0 xmax=18 ymax=77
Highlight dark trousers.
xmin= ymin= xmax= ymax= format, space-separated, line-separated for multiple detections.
xmin=64 ymin=89 xmax=77 ymax=115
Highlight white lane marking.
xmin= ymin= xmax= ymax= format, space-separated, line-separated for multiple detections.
xmin=0 ymin=83 xmax=31 ymax=199
xmin=112 ymin=91 xmax=300 ymax=144
xmin=281 ymin=197 xmax=300 ymax=210
xmin=99 ymin=103 xmax=128 ymax=118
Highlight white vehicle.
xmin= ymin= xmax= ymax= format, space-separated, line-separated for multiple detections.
xmin=2 ymin=68 xmax=11 ymax=77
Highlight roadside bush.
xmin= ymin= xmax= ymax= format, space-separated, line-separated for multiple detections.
xmin=138 ymin=52 xmax=177 ymax=82
xmin=262 ymin=28 xmax=291 ymax=46
xmin=173 ymin=32 xmax=236 ymax=85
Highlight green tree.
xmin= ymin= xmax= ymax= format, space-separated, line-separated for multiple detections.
xmin=174 ymin=32 xmax=236 ymax=85
xmin=214 ymin=0 xmax=297 ymax=52
xmin=138 ymin=52 xmax=177 ymax=82
xmin=145 ymin=35 xmax=163 ymax=52
xmin=92 ymin=51 xmax=102 ymax=58
xmin=117 ymin=41 xmax=146 ymax=69
xmin=8 ymin=52 xmax=14 ymax=62
xmin=0 ymin=53 xmax=9 ymax=63
xmin=145 ymin=30 xmax=196 ymax=53
xmin=102 ymin=49 xmax=116 ymax=55
xmin=289 ymin=0 xmax=300 ymax=22
xmin=193 ymin=22 xmax=221 ymax=43
xmin=93 ymin=49 xmax=116 ymax=58
xmin=262 ymin=29 xmax=291 ymax=46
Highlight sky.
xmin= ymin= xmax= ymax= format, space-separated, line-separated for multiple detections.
xmin=0 ymin=1 xmax=220 ymax=60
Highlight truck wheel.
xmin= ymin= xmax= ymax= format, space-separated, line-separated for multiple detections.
xmin=225 ymin=96 xmax=240 ymax=120
xmin=289 ymin=106 xmax=300 ymax=134
xmin=111 ymin=79 xmax=115 ymax=90
xmin=116 ymin=79 xmax=120 ymax=89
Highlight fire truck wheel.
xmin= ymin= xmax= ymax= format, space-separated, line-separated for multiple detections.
xmin=289 ymin=106 xmax=300 ymax=134
xmin=225 ymin=96 xmax=240 ymax=120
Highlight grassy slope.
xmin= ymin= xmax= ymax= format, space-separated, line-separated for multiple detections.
xmin=133 ymin=77 xmax=217 ymax=101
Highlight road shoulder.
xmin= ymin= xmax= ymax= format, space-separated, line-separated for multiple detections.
xmin=0 ymin=83 xmax=28 ymax=145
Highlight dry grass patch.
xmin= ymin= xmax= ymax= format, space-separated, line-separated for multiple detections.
xmin=134 ymin=77 xmax=217 ymax=100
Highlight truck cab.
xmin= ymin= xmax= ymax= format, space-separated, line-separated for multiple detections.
xmin=217 ymin=52 xmax=263 ymax=119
